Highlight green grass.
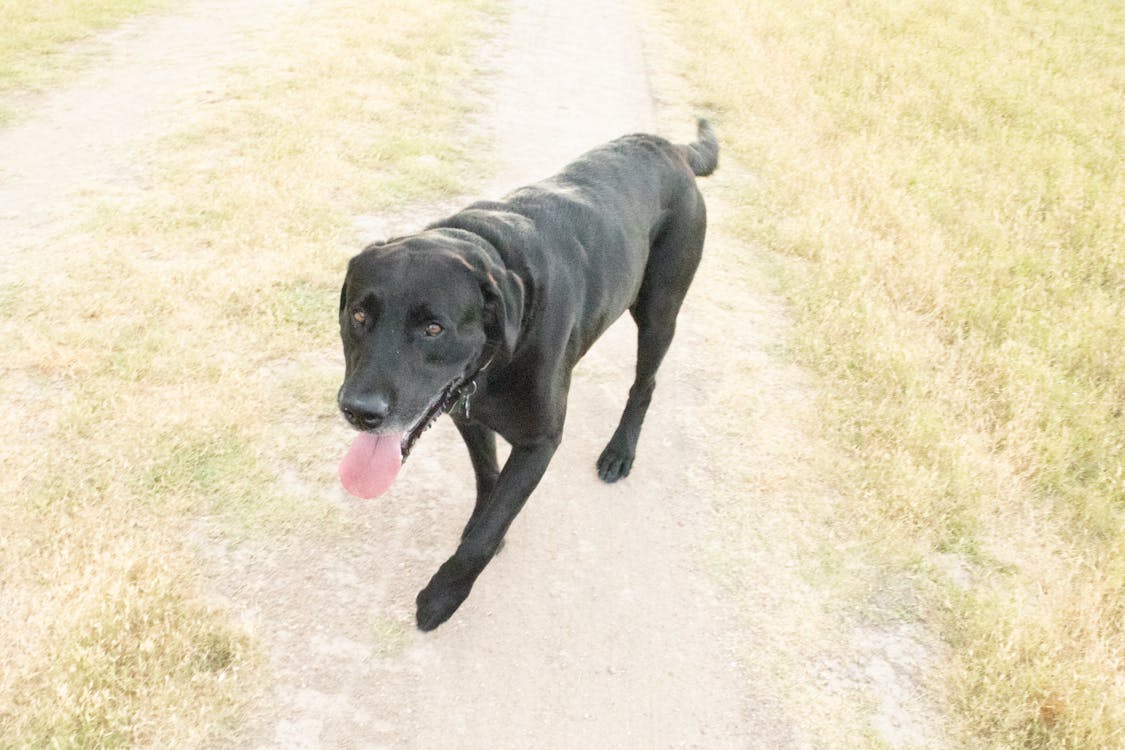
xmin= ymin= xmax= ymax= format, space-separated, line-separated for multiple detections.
xmin=0 ymin=0 xmax=497 ymax=744
xmin=662 ymin=0 xmax=1124 ymax=747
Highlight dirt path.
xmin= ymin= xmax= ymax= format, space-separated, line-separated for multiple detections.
xmin=232 ymin=1 xmax=779 ymax=747
xmin=0 ymin=0 xmax=308 ymax=268
xmin=3 ymin=0 xmax=948 ymax=747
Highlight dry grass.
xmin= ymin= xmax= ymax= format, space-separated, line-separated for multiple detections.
xmin=0 ymin=0 xmax=496 ymax=744
xmin=0 ymin=0 xmax=167 ymax=122
xmin=661 ymin=0 xmax=1124 ymax=747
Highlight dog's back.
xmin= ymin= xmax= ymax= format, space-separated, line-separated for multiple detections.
xmin=432 ymin=120 xmax=716 ymax=357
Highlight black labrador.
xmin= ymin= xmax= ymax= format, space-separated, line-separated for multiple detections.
xmin=337 ymin=120 xmax=718 ymax=630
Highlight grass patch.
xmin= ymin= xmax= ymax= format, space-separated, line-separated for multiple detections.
xmin=6 ymin=538 xmax=255 ymax=747
xmin=1 ymin=0 xmax=497 ymax=744
xmin=662 ymin=0 xmax=1124 ymax=746
xmin=370 ymin=616 xmax=411 ymax=658
xmin=0 ymin=0 xmax=166 ymax=122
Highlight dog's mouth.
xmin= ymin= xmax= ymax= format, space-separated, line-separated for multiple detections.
xmin=401 ymin=377 xmax=464 ymax=459
xmin=338 ymin=377 xmax=466 ymax=499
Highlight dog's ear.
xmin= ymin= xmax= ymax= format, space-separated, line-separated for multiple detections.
xmin=481 ymin=266 xmax=525 ymax=356
xmin=339 ymin=282 xmax=347 ymax=314
xmin=443 ymin=232 xmax=526 ymax=355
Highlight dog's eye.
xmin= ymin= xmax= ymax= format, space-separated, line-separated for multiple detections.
xmin=352 ymin=309 xmax=366 ymax=325
xmin=424 ymin=322 xmax=444 ymax=337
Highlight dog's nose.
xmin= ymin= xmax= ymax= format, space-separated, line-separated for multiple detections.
xmin=340 ymin=393 xmax=390 ymax=429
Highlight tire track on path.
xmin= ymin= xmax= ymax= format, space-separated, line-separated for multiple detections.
xmin=0 ymin=0 xmax=307 ymax=266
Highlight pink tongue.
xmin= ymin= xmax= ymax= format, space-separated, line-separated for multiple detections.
xmin=339 ymin=432 xmax=403 ymax=498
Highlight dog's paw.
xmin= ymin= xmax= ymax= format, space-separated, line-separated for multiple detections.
xmin=415 ymin=577 xmax=472 ymax=632
xmin=596 ymin=445 xmax=634 ymax=483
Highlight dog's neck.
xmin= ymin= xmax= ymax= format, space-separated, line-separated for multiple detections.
xmin=445 ymin=343 xmax=498 ymax=419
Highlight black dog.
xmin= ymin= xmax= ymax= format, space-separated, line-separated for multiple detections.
xmin=337 ymin=120 xmax=718 ymax=630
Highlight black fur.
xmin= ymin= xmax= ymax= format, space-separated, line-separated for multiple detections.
xmin=338 ymin=120 xmax=717 ymax=630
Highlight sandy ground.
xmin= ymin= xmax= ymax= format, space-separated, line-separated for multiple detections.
xmin=2 ymin=0 xmax=950 ymax=747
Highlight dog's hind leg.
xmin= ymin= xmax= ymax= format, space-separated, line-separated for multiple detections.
xmin=597 ymin=199 xmax=706 ymax=483
xmin=595 ymin=299 xmax=680 ymax=483
xmin=453 ymin=416 xmax=499 ymax=540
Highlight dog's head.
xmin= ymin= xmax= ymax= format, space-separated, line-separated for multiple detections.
xmin=336 ymin=230 xmax=523 ymax=497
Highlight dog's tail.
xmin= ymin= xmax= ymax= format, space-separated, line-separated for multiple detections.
xmin=678 ymin=118 xmax=718 ymax=177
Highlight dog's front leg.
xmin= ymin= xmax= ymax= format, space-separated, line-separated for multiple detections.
xmin=415 ymin=438 xmax=558 ymax=631
xmin=451 ymin=417 xmax=499 ymax=541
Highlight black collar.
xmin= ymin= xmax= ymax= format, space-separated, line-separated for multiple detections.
xmin=443 ymin=345 xmax=497 ymax=420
